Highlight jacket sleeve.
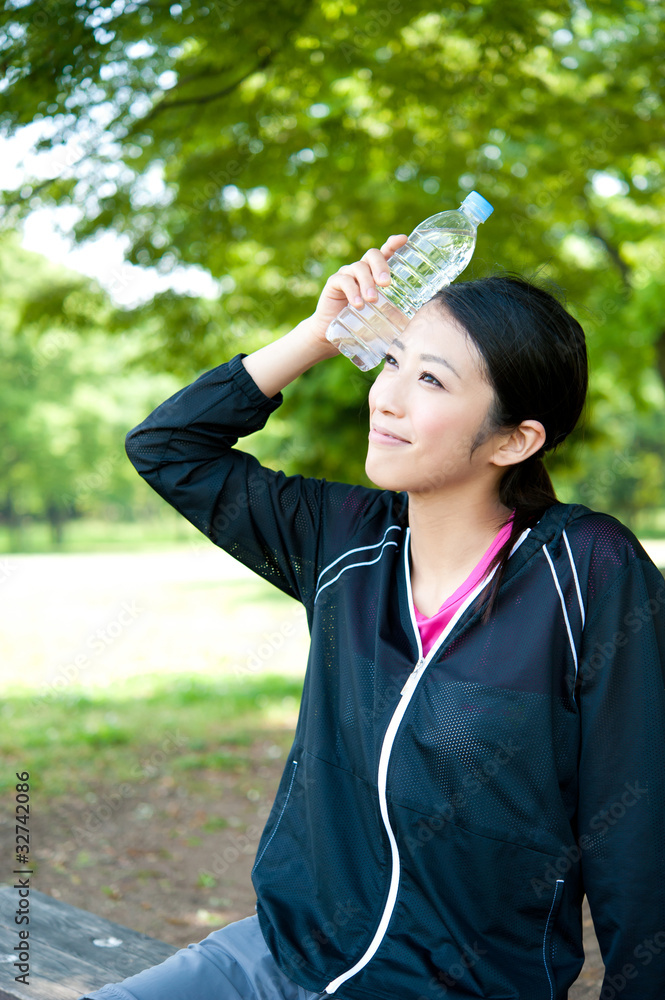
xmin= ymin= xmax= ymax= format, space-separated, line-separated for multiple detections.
xmin=124 ymin=352 xmax=327 ymax=607
xmin=576 ymin=541 xmax=665 ymax=998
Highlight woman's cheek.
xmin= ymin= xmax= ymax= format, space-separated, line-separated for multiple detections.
xmin=414 ymin=405 xmax=448 ymax=441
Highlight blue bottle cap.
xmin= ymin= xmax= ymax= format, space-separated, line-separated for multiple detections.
xmin=462 ymin=191 xmax=494 ymax=222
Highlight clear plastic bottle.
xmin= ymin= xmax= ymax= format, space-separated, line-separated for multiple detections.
xmin=326 ymin=191 xmax=494 ymax=370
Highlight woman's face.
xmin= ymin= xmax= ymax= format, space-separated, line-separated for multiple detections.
xmin=366 ymin=303 xmax=503 ymax=496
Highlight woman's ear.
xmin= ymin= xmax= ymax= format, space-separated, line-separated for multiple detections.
xmin=491 ymin=420 xmax=547 ymax=468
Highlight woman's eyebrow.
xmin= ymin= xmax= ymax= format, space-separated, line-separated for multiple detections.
xmin=391 ymin=340 xmax=462 ymax=380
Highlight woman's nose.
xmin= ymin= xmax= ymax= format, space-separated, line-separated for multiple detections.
xmin=369 ymin=370 xmax=405 ymax=417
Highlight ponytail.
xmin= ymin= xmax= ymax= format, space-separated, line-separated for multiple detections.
xmin=479 ymin=455 xmax=558 ymax=625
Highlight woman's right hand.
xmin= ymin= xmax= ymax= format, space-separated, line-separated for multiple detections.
xmin=307 ymin=233 xmax=409 ymax=347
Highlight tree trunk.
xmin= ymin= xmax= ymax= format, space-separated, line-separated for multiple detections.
xmin=46 ymin=503 xmax=66 ymax=548
xmin=3 ymin=492 xmax=26 ymax=552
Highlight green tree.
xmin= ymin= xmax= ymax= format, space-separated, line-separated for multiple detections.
xmin=0 ymin=231 xmax=180 ymax=546
xmin=1 ymin=0 xmax=664 ymax=512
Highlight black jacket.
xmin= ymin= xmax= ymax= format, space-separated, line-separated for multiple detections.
xmin=125 ymin=352 xmax=665 ymax=1000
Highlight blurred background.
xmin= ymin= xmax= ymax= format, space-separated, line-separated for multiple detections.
xmin=1 ymin=0 xmax=664 ymax=994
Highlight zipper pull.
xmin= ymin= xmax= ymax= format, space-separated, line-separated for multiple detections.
xmin=400 ymin=656 xmax=426 ymax=698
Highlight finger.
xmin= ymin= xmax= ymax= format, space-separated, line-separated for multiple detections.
xmin=341 ymin=260 xmax=381 ymax=302
xmin=330 ymin=271 xmax=366 ymax=308
xmin=379 ymin=234 xmax=408 ymax=260
xmin=362 ymin=246 xmax=397 ymax=286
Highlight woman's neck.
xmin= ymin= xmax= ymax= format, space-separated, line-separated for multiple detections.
xmin=407 ymin=491 xmax=513 ymax=598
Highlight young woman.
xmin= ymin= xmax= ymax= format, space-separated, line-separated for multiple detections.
xmin=80 ymin=234 xmax=665 ymax=1000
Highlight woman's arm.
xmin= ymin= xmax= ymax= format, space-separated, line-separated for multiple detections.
xmin=241 ymin=232 xmax=407 ymax=397
xmin=240 ymin=317 xmax=339 ymax=399
xmin=576 ymin=546 xmax=665 ymax=998
xmin=124 ymin=351 xmax=322 ymax=604
xmin=124 ymin=234 xmax=408 ymax=605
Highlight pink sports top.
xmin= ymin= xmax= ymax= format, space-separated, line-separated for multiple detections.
xmin=414 ymin=512 xmax=516 ymax=657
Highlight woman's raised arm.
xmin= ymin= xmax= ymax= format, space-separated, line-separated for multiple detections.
xmin=241 ymin=232 xmax=407 ymax=397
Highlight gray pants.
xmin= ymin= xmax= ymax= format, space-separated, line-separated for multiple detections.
xmin=78 ymin=913 xmax=328 ymax=1000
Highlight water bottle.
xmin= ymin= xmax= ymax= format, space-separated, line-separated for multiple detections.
xmin=326 ymin=191 xmax=494 ymax=371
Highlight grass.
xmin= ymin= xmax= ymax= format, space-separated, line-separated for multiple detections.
xmin=1 ymin=673 xmax=303 ymax=797
xmin=0 ymin=513 xmax=202 ymax=554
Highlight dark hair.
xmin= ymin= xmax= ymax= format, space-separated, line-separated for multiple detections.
xmin=430 ymin=273 xmax=589 ymax=625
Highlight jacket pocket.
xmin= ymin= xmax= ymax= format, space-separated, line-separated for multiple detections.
xmin=252 ymin=757 xmax=299 ymax=874
xmin=542 ymin=878 xmax=565 ymax=1000
xmin=366 ymin=810 xmax=575 ymax=1000
xmin=251 ymin=748 xmax=387 ymax=979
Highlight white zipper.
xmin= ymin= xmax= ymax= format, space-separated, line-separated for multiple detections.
xmin=324 ymin=653 xmax=425 ymax=994
xmin=400 ymin=655 xmax=426 ymax=699
xmin=324 ymin=527 xmax=511 ymax=994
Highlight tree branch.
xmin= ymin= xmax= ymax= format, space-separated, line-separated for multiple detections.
xmin=654 ymin=328 xmax=665 ymax=387
xmin=138 ymin=0 xmax=316 ymax=126
xmin=0 ymin=174 xmax=66 ymax=211
xmin=589 ymin=226 xmax=631 ymax=286
xmin=141 ymin=49 xmax=276 ymax=124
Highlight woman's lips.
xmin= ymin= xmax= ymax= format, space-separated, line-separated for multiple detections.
xmin=368 ymin=426 xmax=410 ymax=445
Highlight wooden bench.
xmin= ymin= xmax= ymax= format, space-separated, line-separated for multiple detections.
xmin=0 ymin=886 xmax=603 ymax=1000
xmin=0 ymin=887 xmax=177 ymax=999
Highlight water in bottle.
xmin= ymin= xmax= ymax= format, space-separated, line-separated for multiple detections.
xmin=326 ymin=191 xmax=494 ymax=370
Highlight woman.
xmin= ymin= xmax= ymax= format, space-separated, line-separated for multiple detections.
xmin=80 ymin=234 xmax=665 ymax=1000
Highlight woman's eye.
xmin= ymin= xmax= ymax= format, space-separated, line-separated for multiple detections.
xmin=382 ymin=355 xmax=442 ymax=387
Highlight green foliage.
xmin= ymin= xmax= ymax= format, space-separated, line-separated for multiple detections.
xmin=0 ymin=232 xmax=182 ymax=544
xmin=1 ymin=0 xmax=664 ymax=513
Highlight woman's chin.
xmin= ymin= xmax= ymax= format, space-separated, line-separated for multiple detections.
xmin=365 ymin=457 xmax=405 ymax=492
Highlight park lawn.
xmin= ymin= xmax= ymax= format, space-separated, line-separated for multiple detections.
xmin=2 ymin=673 xmax=304 ymax=946
xmin=2 ymin=672 xmax=302 ymax=796
xmin=0 ymin=513 xmax=201 ymax=554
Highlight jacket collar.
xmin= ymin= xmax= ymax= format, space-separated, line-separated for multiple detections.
xmin=396 ymin=500 xmax=594 ymax=656
xmin=514 ymin=501 xmax=592 ymax=560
